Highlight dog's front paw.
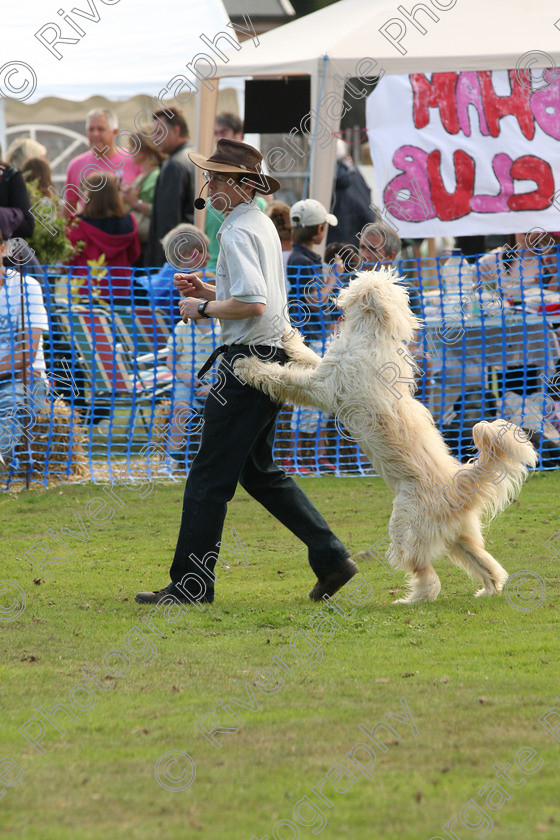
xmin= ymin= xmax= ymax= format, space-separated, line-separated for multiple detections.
xmin=233 ymin=356 xmax=254 ymax=383
xmin=233 ymin=356 xmax=265 ymax=386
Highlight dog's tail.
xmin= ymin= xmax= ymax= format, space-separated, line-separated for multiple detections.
xmin=461 ymin=419 xmax=538 ymax=522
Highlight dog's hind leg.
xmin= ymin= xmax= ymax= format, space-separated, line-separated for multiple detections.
xmin=448 ymin=534 xmax=508 ymax=597
xmin=393 ymin=565 xmax=442 ymax=604
xmin=388 ymin=497 xmax=441 ymax=604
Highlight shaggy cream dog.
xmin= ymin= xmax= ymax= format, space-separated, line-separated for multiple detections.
xmin=234 ymin=269 xmax=538 ymax=603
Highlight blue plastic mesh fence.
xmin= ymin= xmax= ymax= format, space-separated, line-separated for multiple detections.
xmin=1 ymin=248 xmax=559 ymax=491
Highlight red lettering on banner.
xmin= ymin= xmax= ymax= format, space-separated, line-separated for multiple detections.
xmin=470 ymin=153 xmax=514 ymax=213
xmin=410 ymin=72 xmax=459 ymax=133
xmin=479 ymin=70 xmax=534 ymax=139
xmin=508 ymin=156 xmax=555 ymax=210
xmin=427 ymin=149 xmax=474 ymax=220
xmin=382 ymin=69 xmax=558 ymax=224
xmin=383 ymin=145 xmax=436 ymax=221
xmin=409 ymin=70 xmax=559 ymax=139
xmin=384 ymin=146 xmax=555 ymax=220
xmin=531 ymin=76 xmax=560 ymax=139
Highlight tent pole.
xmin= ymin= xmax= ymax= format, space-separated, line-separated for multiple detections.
xmin=194 ymin=83 xmax=219 ymax=233
xmin=309 ymin=56 xmax=340 ymax=257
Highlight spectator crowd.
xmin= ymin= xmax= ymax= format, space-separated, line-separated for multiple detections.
xmin=1 ymin=104 xmax=559 ymax=476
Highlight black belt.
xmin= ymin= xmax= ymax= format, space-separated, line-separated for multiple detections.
xmin=197 ymin=344 xmax=281 ymax=379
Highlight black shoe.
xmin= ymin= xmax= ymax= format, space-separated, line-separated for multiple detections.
xmin=135 ymin=583 xmax=213 ymax=605
xmin=309 ymin=557 xmax=359 ymax=601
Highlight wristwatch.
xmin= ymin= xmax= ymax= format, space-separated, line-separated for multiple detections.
xmin=135 ymin=199 xmax=144 ymax=208
xmin=197 ymin=300 xmax=211 ymax=318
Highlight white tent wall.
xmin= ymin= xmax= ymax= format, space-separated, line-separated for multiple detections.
xmin=195 ymin=0 xmax=560 ymax=224
xmin=203 ymin=0 xmax=560 ymax=77
xmin=6 ymin=0 xmax=234 ymax=101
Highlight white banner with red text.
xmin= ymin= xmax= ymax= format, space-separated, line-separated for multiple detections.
xmin=366 ymin=70 xmax=560 ymax=238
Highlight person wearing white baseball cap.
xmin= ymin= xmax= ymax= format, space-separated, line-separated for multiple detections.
xmin=289 ymin=198 xmax=338 ymax=229
xmin=287 ymin=198 xmax=338 ymax=344
xmin=286 ymin=200 xmax=340 ymax=474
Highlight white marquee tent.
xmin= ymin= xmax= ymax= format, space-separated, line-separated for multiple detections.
xmin=199 ymin=0 xmax=560 ymax=218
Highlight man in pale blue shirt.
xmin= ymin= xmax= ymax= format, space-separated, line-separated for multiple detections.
xmin=136 ymin=139 xmax=357 ymax=606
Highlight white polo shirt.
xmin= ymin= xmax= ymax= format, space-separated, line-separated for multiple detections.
xmin=215 ymin=201 xmax=290 ymax=348
xmin=0 ymin=269 xmax=49 ymax=377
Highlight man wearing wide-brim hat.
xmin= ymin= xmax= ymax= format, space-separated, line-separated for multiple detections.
xmin=136 ymin=139 xmax=357 ymax=606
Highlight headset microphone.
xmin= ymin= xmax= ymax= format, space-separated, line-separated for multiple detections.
xmin=194 ymin=181 xmax=208 ymax=210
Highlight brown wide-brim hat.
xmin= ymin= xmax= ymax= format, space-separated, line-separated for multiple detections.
xmin=189 ymin=138 xmax=280 ymax=195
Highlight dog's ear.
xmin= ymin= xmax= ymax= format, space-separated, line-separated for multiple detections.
xmin=356 ymin=285 xmax=379 ymax=313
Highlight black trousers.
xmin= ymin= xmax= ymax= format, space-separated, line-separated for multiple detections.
xmin=169 ymin=346 xmax=349 ymax=600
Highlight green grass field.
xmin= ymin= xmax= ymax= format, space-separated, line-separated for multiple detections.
xmin=1 ymin=473 xmax=559 ymax=840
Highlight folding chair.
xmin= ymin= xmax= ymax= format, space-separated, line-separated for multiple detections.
xmin=113 ymin=304 xmax=172 ymax=355
xmin=98 ymin=304 xmax=172 ymax=390
xmin=55 ymin=305 xmax=171 ymax=430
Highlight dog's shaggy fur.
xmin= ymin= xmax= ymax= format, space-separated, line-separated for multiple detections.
xmin=235 ymin=269 xmax=538 ymax=603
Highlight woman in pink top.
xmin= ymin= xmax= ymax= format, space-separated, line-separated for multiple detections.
xmin=67 ymin=172 xmax=140 ymax=302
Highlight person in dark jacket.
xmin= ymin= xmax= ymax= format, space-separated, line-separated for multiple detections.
xmin=0 ymin=161 xmax=39 ymax=272
xmin=0 ymin=206 xmax=24 ymax=239
xmin=146 ymin=107 xmax=195 ymax=267
xmin=67 ymin=172 xmax=140 ymax=301
xmin=0 ymin=162 xmax=34 ymax=240
xmin=327 ymin=141 xmax=376 ymax=246
xmin=0 ymin=207 xmax=41 ymax=274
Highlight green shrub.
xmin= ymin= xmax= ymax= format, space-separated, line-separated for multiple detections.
xmin=25 ymin=180 xmax=81 ymax=265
